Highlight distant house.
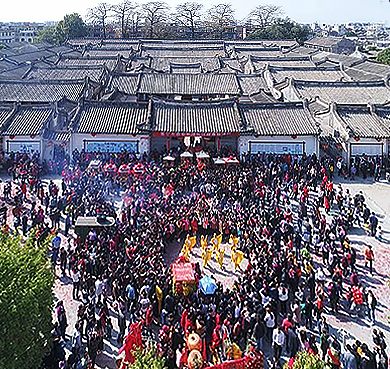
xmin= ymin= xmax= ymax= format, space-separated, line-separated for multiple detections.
xmin=304 ymin=36 xmax=356 ymax=55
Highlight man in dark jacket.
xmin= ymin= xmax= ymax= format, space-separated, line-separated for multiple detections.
xmin=287 ymin=327 xmax=299 ymax=358
xmin=341 ymin=344 xmax=358 ymax=369
xmin=253 ymin=315 xmax=265 ymax=352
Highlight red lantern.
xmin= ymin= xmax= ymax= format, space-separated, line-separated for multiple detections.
xmin=354 ymin=137 xmax=360 ymax=142
xmin=337 ymin=145 xmax=342 ymax=150
xmin=291 ymin=135 xmax=297 ymax=140
xmin=323 ymin=144 xmax=328 ymax=149
xmin=9 ymin=135 xmax=15 ymax=140
xmin=91 ymin=133 xmax=96 ymax=137
xmin=376 ymin=138 xmax=382 ymax=142
xmin=30 ymin=135 xmax=36 ymax=139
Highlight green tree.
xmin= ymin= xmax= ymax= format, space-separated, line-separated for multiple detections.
xmin=247 ymin=18 xmax=312 ymax=45
xmin=377 ymin=48 xmax=390 ymax=65
xmin=36 ymin=26 xmax=57 ymax=44
xmin=284 ymin=351 xmax=328 ymax=369
xmin=37 ymin=13 xmax=87 ymax=45
xmin=0 ymin=230 xmax=54 ymax=369
xmin=130 ymin=347 xmax=167 ymax=369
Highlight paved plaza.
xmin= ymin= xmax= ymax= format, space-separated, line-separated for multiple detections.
xmin=41 ymin=176 xmax=389 ymax=369
xmin=1 ymin=173 xmax=390 ymax=369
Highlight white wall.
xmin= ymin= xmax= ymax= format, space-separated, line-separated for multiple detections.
xmin=3 ymin=135 xmax=43 ymax=158
xmin=238 ymin=135 xmax=318 ymax=155
xmin=71 ymin=134 xmax=150 ymax=156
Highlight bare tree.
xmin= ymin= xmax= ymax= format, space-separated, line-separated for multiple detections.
xmin=207 ymin=3 xmax=236 ymax=38
xmin=247 ymin=4 xmax=283 ymax=30
xmin=141 ymin=1 xmax=170 ymax=39
xmin=87 ymin=3 xmax=112 ymax=38
xmin=174 ymin=2 xmax=204 ymax=39
xmin=112 ymin=0 xmax=138 ymax=38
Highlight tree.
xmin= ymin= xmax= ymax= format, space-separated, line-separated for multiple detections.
xmin=206 ymin=3 xmax=236 ymax=38
xmin=36 ymin=26 xmax=57 ymax=44
xmin=130 ymin=347 xmax=167 ymax=369
xmin=87 ymin=3 xmax=112 ymax=38
xmin=247 ymin=18 xmax=311 ymax=45
xmin=37 ymin=13 xmax=87 ymax=45
xmin=141 ymin=1 xmax=170 ymax=38
xmin=247 ymin=4 xmax=283 ymax=30
xmin=284 ymin=351 xmax=328 ymax=369
xmin=56 ymin=13 xmax=88 ymax=43
xmin=377 ymin=48 xmax=390 ymax=65
xmin=112 ymin=0 xmax=138 ymax=38
xmin=0 ymin=230 xmax=54 ymax=369
xmin=174 ymin=2 xmax=204 ymax=39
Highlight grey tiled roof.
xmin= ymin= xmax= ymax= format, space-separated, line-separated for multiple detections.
xmin=294 ymin=81 xmax=390 ymax=105
xmin=24 ymin=66 xmax=106 ymax=82
xmin=150 ymin=57 xmax=220 ymax=72
xmin=0 ymin=65 xmax=31 ymax=80
xmin=169 ymin=62 xmax=202 ymax=74
xmin=56 ymin=57 xmax=118 ymax=70
xmin=141 ymin=46 xmax=226 ymax=58
xmin=109 ymin=74 xmax=140 ymax=95
xmin=0 ymin=105 xmax=13 ymax=129
xmin=83 ymin=49 xmax=133 ymax=58
xmin=269 ymin=66 xmax=349 ymax=82
xmin=305 ymin=36 xmax=344 ymax=47
xmin=138 ymin=73 xmax=240 ymax=95
xmin=6 ymin=49 xmax=57 ymax=64
xmin=152 ymin=99 xmax=240 ymax=134
xmin=2 ymin=106 xmax=52 ymax=136
xmin=0 ymin=80 xmax=86 ymax=102
xmin=239 ymin=102 xmax=319 ymax=136
xmin=337 ymin=105 xmax=390 ymax=138
xmin=237 ymin=75 xmax=268 ymax=95
xmin=44 ymin=130 xmax=72 ymax=142
xmin=76 ymin=101 xmax=149 ymax=134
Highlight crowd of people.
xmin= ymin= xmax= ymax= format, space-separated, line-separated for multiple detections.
xmin=0 ymin=148 xmax=387 ymax=369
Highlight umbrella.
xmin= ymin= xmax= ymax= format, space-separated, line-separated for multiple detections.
xmin=225 ymin=157 xmax=240 ymax=164
xmin=199 ymin=276 xmax=217 ymax=295
xmin=213 ymin=158 xmax=225 ymax=165
xmin=196 ymin=151 xmax=210 ymax=159
xmin=163 ymin=155 xmax=175 ymax=161
xmin=180 ymin=151 xmax=193 ymax=158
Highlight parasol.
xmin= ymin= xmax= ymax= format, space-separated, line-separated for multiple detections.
xmin=180 ymin=151 xmax=193 ymax=158
xmin=213 ymin=158 xmax=225 ymax=165
xmin=199 ymin=276 xmax=217 ymax=295
xmin=196 ymin=151 xmax=210 ymax=159
xmin=163 ymin=155 xmax=175 ymax=161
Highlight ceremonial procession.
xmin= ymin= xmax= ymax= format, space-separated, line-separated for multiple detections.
xmin=1 ymin=0 xmax=390 ymax=369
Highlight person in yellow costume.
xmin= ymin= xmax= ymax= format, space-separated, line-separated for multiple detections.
xmin=155 ymin=285 xmax=163 ymax=316
xmin=202 ymin=246 xmax=213 ymax=267
xmin=231 ymin=249 xmax=244 ymax=270
xmin=200 ymin=235 xmax=208 ymax=252
xmin=229 ymin=235 xmax=239 ymax=251
xmin=184 ymin=234 xmax=191 ymax=251
xmin=180 ymin=243 xmax=190 ymax=262
xmin=189 ymin=235 xmax=196 ymax=252
xmin=216 ymin=246 xmax=225 ymax=270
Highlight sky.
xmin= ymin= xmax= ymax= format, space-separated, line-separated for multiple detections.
xmin=2 ymin=0 xmax=390 ymax=25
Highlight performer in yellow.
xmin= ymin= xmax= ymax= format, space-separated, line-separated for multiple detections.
xmin=180 ymin=244 xmax=190 ymax=262
xmin=189 ymin=236 xmax=196 ymax=252
xmin=217 ymin=246 xmax=225 ymax=270
xmin=231 ymin=249 xmax=244 ymax=270
xmin=229 ymin=235 xmax=239 ymax=251
xmin=200 ymin=235 xmax=208 ymax=252
xmin=202 ymin=246 xmax=213 ymax=267
xmin=211 ymin=233 xmax=219 ymax=253
xmin=184 ymin=234 xmax=191 ymax=251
